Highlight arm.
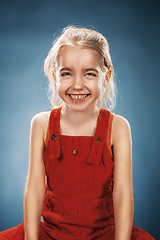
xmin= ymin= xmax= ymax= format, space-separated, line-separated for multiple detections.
xmin=24 ymin=113 xmax=46 ymax=240
xmin=112 ymin=115 xmax=134 ymax=240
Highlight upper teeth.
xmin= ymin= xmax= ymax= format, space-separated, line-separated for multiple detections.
xmin=70 ymin=94 xmax=88 ymax=99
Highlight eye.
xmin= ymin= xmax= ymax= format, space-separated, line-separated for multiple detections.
xmin=61 ymin=72 xmax=72 ymax=76
xmin=86 ymin=72 xmax=96 ymax=77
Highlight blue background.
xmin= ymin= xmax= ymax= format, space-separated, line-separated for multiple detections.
xmin=0 ymin=0 xmax=159 ymax=239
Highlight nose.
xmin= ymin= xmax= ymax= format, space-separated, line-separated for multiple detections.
xmin=72 ymin=75 xmax=84 ymax=90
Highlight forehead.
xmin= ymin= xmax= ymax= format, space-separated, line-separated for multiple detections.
xmin=57 ymin=46 xmax=102 ymax=69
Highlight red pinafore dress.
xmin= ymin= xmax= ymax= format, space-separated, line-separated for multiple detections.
xmin=0 ymin=107 xmax=155 ymax=239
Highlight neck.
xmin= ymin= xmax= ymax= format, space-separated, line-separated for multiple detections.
xmin=60 ymin=105 xmax=100 ymax=127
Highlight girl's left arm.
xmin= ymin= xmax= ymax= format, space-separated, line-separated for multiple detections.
xmin=112 ymin=115 xmax=134 ymax=240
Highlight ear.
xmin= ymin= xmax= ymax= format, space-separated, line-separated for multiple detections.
xmin=103 ymin=69 xmax=112 ymax=86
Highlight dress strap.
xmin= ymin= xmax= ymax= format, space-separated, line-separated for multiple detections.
xmin=49 ymin=107 xmax=62 ymax=159
xmin=106 ymin=111 xmax=114 ymax=160
xmin=87 ymin=109 xmax=110 ymax=165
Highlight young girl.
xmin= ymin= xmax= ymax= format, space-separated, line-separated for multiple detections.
xmin=0 ymin=25 xmax=155 ymax=240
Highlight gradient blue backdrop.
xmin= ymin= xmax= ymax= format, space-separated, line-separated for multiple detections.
xmin=0 ymin=0 xmax=159 ymax=239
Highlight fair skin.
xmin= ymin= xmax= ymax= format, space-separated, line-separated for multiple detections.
xmin=24 ymin=46 xmax=134 ymax=240
xmin=55 ymin=45 xmax=106 ymax=130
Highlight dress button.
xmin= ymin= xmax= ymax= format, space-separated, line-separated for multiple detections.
xmin=72 ymin=149 xmax=78 ymax=155
xmin=96 ymin=137 xmax=102 ymax=143
xmin=51 ymin=134 xmax=57 ymax=141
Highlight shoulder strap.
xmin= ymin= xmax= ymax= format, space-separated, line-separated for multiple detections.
xmin=49 ymin=107 xmax=62 ymax=159
xmin=106 ymin=111 xmax=114 ymax=161
xmin=87 ymin=108 xmax=110 ymax=165
xmin=45 ymin=110 xmax=53 ymax=149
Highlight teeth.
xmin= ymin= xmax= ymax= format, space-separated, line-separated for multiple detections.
xmin=70 ymin=94 xmax=88 ymax=99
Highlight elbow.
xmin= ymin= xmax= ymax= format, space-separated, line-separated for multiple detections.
xmin=113 ymin=187 xmax=134 ymax=216
xmin=24 ymin=180 xmax=46 ymax=200
xmin=24 ymin=185 xmax=46 ymax=209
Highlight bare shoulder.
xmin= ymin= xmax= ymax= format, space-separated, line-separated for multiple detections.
xmin=32 ymin=111 xmax=51 ymax=125
xmin=111 ymin=113 xmax=132 ymax=146
xmin=31 ymin=110 xmax=51 ymax=145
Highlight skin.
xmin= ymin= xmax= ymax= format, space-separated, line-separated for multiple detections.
xmin=24 ymin=46 xmax=134 ymax=240
xmin=55 ymin=46 xmax=107 ymax=134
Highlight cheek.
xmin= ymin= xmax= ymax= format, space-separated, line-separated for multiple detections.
xmin=96 ymin=88 xmax=102 ymax=99
xmin=97 ymin=79 xmax=104 ymax=94
xmin=92 ymin=81 xmax=102 ymax=95
xmin=92 ymin=82 xmax=103 ymax=100
xmin=57 ymin=85 xmax=64 ymax=97
xmin=56 ymin=81 xmax=69 ymax=98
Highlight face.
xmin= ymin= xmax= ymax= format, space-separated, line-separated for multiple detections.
xmin=54 ymin=46 xmax=105 ymax=112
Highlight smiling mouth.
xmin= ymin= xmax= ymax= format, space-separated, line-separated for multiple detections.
xmin=68 ymin=94 xmax=90 ymax=99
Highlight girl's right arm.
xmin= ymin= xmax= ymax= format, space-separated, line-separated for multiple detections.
xmin=24 ymin=113 xmax=46 ymax=240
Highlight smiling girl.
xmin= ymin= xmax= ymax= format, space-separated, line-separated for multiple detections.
xmin=0 ymin=25 xmax=155 ymax=240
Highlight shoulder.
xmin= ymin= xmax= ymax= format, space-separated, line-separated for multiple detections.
xmin=111 ymin=113 xmax=132 ymax=146
xmin=30 ymin=111 xmax=51 ymax=145
xmin=31 ymin=111 xmax=51 ymax=128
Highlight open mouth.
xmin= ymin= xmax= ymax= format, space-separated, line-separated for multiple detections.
xmin=67 ymin=94 xmax=90 ymax=102
xmin=68 ymin=94 xmax=90 ymax=99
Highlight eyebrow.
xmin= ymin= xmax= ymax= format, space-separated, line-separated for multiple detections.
xmin=85 ymin=68 xmax=99 ymax=73
xmin=60 ymin=67 xmax=99 ymax=73
xmin=60 ymin=67 xmax=71 ymax=72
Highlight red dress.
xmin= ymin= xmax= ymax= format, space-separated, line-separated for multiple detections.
xmin=0 ymin=107 xmax=155 ymax=240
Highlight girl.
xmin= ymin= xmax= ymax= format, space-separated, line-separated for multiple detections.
xmin=0 ymin=25 xmax=155 ymax=240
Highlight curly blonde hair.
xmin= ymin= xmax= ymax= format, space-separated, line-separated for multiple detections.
xmin=44 ymin=25 xmax=117 ymax=111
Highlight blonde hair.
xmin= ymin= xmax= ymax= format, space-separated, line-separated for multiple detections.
xmin=44 ymin=25 xmax=117 ymax=111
